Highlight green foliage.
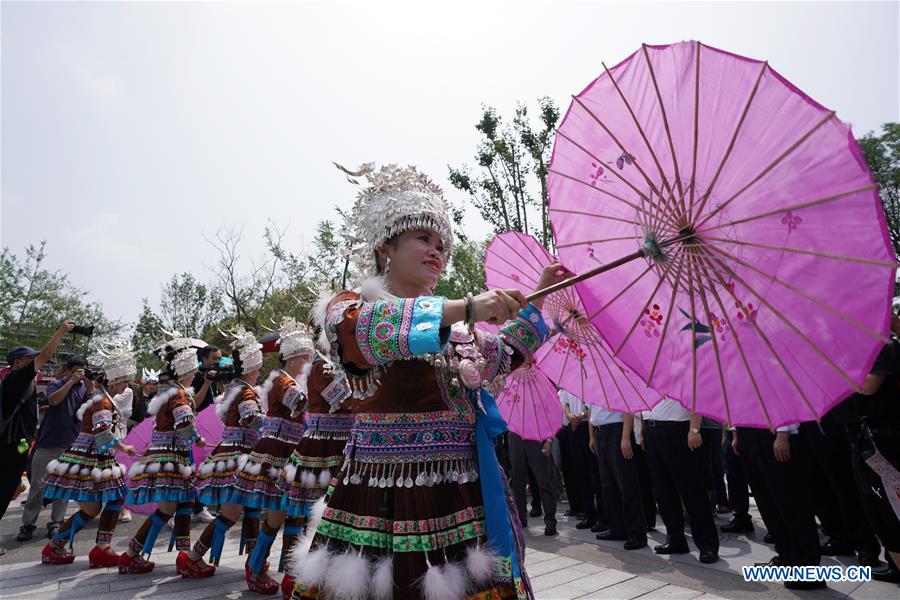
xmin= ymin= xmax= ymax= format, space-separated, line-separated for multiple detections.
xmin=434 ymin=237 xmax=487 ymax=299
xmin=448 ymin=98 xmax=560 ymax=248
xmin=858 ymin=123 xmax=900 ymax=260
xmin=0 ymin=241 xmax=123 ymax=362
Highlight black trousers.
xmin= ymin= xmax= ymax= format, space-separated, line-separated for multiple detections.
xmin=0 ymin=442 xmax=28 ymax=519
xmin=848 ymin=426 xmax=900 ymax=554
xmin=509 ymin=432 xmax=557 ymax=528
xmin=737 ymin=427 xmax=820 ymax=566
xmin=527 ymin=465 xmax=541 ymax=513
xmin=562 ymin=422 xmax=601 ymax=519
xmin=644 ymin=421 xmax=719 ymax=552
xmin=800 ymin=418 xmax=880 ymax=555
xmin=724 ymin=430 xmax=750 ymax=519
xmin=556 ymin=427 xmax=580 ymax=514
xmin=700 ymin=428 xmax=728 ymax=509
xmin=633 ymin=443 xmax=657 ymax=528
xmin=594 ymin=423 xmax=647 ymax=540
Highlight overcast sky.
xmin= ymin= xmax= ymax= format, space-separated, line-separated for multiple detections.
xmin=2 ymin=1 xmax=898 ymax=325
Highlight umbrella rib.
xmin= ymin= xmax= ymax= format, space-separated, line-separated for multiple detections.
xmin=642 ymin=44 xmax=686 ymax=214
xmin=703 ymin=243 xmax=890 ymax=343
xmin=601 ymin=61 xmax=680 ymax=216
xmin=484 ymin=257 xmax=540 ymax=286
xmin=684 ymin=247 xmax=701 ymax=413
xmin=590 ymin=344 xmax=617 ymax=412
xmin=691 ymin=243 xmax=864 ymax=392
xmin=688 ymin=41 xmax=701 ymax=218
xmin=556 ymin=235 xmax=639 ymax=250
xmin=596 ymin=339 xmax=645 ymax=412
xmin=523 ymin=375 xmax=545 ymax=439
xmin=549 ymin=206 xmax=649 ymax=227
xmin=495 ymin=234 xmax=545 ymax=279
xmin=701 ymin=236 xmax=899 ymax=268
xmin=614 ymin=251 xmax=686 ymax=355
xmin=689 ymin=250 xmax=771 ymax=428
xmin=685 ymin=252 xmax=732 ymax=423
xmin=570 ymin=95 xmax=664 ymax=202
xmin=485 ymin=264 xmax=539 ymax=289
xmin=694 ymin=185 xmax=879 ymax=235
xmin=585 ymin=263 xmax=656 ymax=321
xmin=690 ymin=60 xmax=768 ymax=223
xmin=547 ymin=164 xmax=679 ymax=233
xmin=647 ymin=251 xmax=688 ymax=386
xmin=696 ymin=111 xmax=837 ymax=230
xmin=515 ymin=233 xmax=554 ymax=274
xmin=692 ymin=246 xmax=822 ymax=423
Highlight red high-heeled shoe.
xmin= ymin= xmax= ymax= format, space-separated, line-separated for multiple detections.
xmin=88 ymin=545 xmax=120 ymax=568
xmin=281 ymin=574 xmax=295 ymax=600
xmin=176 ymin=551 xmax=216 ymax=578
xmin=117 ymin=552 xmax=155 ymax=574
xmin=245 ymin=562 xmax=279 ymax=595
xmin=41 ymin=543 xmax=75 ymax=565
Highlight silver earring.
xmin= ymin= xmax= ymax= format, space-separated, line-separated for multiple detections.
xmin=384 ymin=256 xmax=391 ymax=278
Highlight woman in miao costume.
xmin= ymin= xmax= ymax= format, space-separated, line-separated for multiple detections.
xmin=289 ymin=163 xmax=570 ymax=600
xmin=186 ymin=327 xmax=266 ymax=573
xmin=41 ymin=342 xmax=137 ymax=568
xmin=277 ymin=340 xmax=354 ymax=597
xmin=120 ymin=335 xmax=209 ymax=576
xmin=234 ymin=317 xmax=316 ymax=594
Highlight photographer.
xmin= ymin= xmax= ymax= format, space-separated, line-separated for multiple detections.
xmin=16 ymin=355 xmax=93 ymax=542
xmin=0 ymin=321 xmax=74 ymax=522
xmin=192 ymin=345 xmax=223 ymax=413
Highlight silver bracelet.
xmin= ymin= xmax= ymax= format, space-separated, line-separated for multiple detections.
xmin=465 ymin=292 xmax=475 ymax=331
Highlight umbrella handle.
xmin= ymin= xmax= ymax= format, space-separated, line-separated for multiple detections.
xmin=524 ymin=232 xmax=695 ymax=303
xmin=525 ymin=248 xmax=646 ymax=302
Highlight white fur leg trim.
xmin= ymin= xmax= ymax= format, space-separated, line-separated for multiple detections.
xmin=146 ymin=462 xmax=161 ymax=474
xmin=292 ymin=547 xmax=331 ymax=587
xmin=179 ymin=464 xmax=193 ymax=478
xmin=442 ymin=562 xmax=467 ymax=599
xmin=317 ymin=469 xmax=332 ymax=488
xmin=308 ymin=496 xmax=326 ymax=531
xmin=163 ymin=462 xmax=175 ymax=472
xmin=465 ymin=545 xmax=497 ymax=585
xmin=200 ymin=461 xmax=216 ymax=475
xmin=268 ymin=467 xmax=280 ymax=480
xmin=237 ymin=454 xmax=250 ymax=472
xmin=226 ymin=458 xmax=237 ymax=471
xmin=248 ymin=462 xmax=262 ymax=476
xmin=80 ymin=468 xmax=91 ymax=477
xmin=128 ymin=462 xmax=146 ymax=478
xmin=371 ymin=555 xmax=394 ymax=600
xmin=47 ymin=459 xmax=60 ymax=475
xmin=214 ymin=461 xmax=227 ymax=473
xmin=91 ymin=467 xmax=103 ymax=481
xmin=323 ymin=551 xmax=369 ymax=600
xmin=284 ymin=464 xmax=297 ymax=484
xmin=101 ymin=468 xmax=112 ymax=480
xmin=56 ymin=462 xmax=70 ymax=475
xmin=300 ymin=470 xmax=316 ymax=487
xmin=111 ymin=466 xmax=122 ymax=479
xmin=421 ymin=563 xmax=448 ymax=600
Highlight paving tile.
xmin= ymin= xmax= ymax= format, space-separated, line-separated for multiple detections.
xmin=635 ymin=583 xmax=704 ymax=599
xmin=524 ymin=549 xmax=560 ymax=566
xmin=531 ymin=567 xmax=590 ymax=592
xmin=567 ymin=568 xmax=635 ymax=593
xmin=536 ymin=583 xmax=588 ymax=599
xmin=568 ymin=561 xmax=607 ymax=575
xmin=578 ymin=576 xmax=668 ymax=599
xmin=526 ymin=556 xmax=584 ymax=577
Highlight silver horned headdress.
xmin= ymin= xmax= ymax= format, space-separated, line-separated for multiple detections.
xmin=95 ymin=340 xmax=137 ymax=385
xmin=226 ymin=325 xmax=263 ymax=374
xmin=276 ymin=317 xmax=315 ymax=361
xmin=336 ymin=162 xmax=453 ymax=277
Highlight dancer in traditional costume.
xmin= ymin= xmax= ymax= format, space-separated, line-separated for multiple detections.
xmin=41 ymin=341 xmax=137 ymax=567
xmin=276 ymin=346 xmax=353 ymax=597
xmin=289 ymin=163 xmax=570 ymax=600
xmin=185 ymin=327 xmax=265 ymax=572
xmin=233 ymin=318 xmax=316 ymax=595
xmin=120 ymin=335 xmax=209 ymax=577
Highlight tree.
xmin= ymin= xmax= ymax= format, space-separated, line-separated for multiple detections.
xmin=434 ymin=237 xmax=487 ymax=299
xmin=858 ymin=123 xmax=900 ymax=260
xmin=130 ymin=298 xmax=164 ymax=370
xmin=448 ymin=98 xmax=560 ymax=248
xmin=158 ymin=273 xmax=224 ymax=339
xmin=0 ymin=241 xmax=122 ymax=361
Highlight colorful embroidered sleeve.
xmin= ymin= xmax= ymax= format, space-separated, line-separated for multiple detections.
xmin=331 ymin=292 xmax=450 ymax=369
xmin=498 ymin=303 xmax=550 ymax=369
xmin=237 ymin=388 xmax=262 ymax=427
xmin=171 ymin=390 xmax=199 ymax=444
xmin=283 ymin=382 xmax=305 ymax=414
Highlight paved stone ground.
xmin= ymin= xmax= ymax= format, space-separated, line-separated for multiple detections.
xmin=0 ymin=484 xmax=896 ymax=599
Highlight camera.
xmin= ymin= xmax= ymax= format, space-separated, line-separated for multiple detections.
xmin=72 ymin=324 xmax=95 ymax=336
xmin=84 ymin=368 xmax=102 ymax=381
xmin=199 ymin=364 xmax=235 ymax=383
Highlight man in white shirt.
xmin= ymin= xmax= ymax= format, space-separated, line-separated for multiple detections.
xmin=559 ymin=389 xmax=602 ymax=530
xmin=588 ymin=406 xmax=647 ymax=550
xmin=640 ymin=398 xmax=719 ymax=563
xmin=734 ymin=424 xmax=824 ymax=590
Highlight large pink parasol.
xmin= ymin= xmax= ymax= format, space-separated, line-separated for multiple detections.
xmin=546 ymin=41 xmax=897 ymax=428
xmin=485 ymin=231 xmax=661 ymax=413
xmin=493 ymin=361 xmax=563 ymax=441
xmin=118 ymin=403 xmax=223 ymax=514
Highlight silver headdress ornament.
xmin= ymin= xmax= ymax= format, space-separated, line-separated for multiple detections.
xmin=94 ymin=340 xmax=137 ymax=384
xmin=335 ymin=162 xmax=454 ymax=278
xmin=141 ymin=367 xmax=161 ymax=384
xmin=276 ymin=316 xmax=315 ymax=360
xmin=224 ymin=325 xmax=263 ymax=374
xmin=157 ymin=329 xmax=201 ymax=378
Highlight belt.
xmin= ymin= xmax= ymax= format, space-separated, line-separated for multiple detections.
xmin=644 ymin=419 xmax=687 ymax=428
